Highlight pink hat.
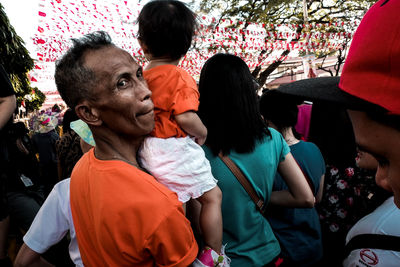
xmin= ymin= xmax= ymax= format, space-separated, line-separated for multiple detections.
xmin=276 ymin=0 xmax=400 ymax=115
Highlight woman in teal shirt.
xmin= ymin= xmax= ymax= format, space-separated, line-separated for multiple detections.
xmin=260 ymin=90 xmax=326 ymax=266
xmin=198 ymin=54 xmax=315 ymax=267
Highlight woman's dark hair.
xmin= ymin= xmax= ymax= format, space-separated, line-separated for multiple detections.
xmin=55 ymin=31 xmax=113 ymax=109
xmin=137 ymin=0 xmax=197 ymax=61
xmin=62 ymin=108 xmax=79 ymax=132
xmin=198 ymin=53 xmax=269 ymax=156
xmin=259 ymin=90 xmax=301 ymax=132
xmin=308 ymin=101 xmax=357 ymax=168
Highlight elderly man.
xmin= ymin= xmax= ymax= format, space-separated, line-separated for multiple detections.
xmin=50 ymin=31 xmax=197 ymax=266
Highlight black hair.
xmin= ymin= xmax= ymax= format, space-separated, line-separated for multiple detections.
xmin=137 ymin=0 xmax=197 ymax=60
xmin=52 ymin=104 xmax=61 ymax=113
xmin=62 ymin=108 xmax=79 ymax=132
xmin=7 ymin=121 xmax=28 ymax=138
xmin=54 ymin=31 xmax=114 ymax=109
xmin=198 ymin=53 xmax=269 ymax=156
xmin=308 ymin=101 xmax=357 ymax=168
xmin=259 ymin=89 xmax=301 ymax=133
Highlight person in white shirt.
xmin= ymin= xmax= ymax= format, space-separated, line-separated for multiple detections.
xmin=14 ymin=138 xmax=91 ymax=267
xmin=343 ymin=196 xmax=400 ymax=267
xmin=14 ymin=178 xmax=82 ymax=267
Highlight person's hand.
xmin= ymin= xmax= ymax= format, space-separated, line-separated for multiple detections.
xmin=195 ymin=135 xmax=206 ymax=146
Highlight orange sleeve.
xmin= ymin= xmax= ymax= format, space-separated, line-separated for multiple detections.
xmin=171 ymin=73 xmax=199 ymax=116
xmin=145 ymin=207 xmax=198 ymax=267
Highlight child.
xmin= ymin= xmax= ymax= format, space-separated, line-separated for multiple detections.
xmin=137 ymin=1 xmax=228 ymax=266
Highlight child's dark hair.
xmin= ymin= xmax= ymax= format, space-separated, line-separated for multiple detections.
xmin=138 ymin=0 xmax=197 ymax=61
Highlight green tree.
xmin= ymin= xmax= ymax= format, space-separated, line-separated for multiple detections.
xmin=196 ymin=0 xmax=375 ymax=88
xmin=0 ymin=3 xmax=45 ymax=111
xmin=16 ymin=87 xmax=46 ymax=113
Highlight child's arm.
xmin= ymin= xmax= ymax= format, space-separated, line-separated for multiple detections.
xmin=175 ymin=111 xmax=207 ymax=145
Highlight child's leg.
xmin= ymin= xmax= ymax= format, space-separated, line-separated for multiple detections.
xmin=197 ymin=186 xmax=223 ymax=253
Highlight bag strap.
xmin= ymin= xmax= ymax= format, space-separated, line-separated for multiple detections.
xmin=218 ymin=152 xmax=266 ymax=214
xmin=343 ymin=234 xmax=400 ymax=259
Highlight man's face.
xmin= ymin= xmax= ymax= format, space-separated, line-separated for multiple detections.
xmin=83 ymin=45 xmax=154 ymax=138
xmin=348 ymin=110 xmax=400 ymax=207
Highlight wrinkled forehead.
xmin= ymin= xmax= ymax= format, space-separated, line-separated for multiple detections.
xmin=83 ymin=45 xmax=138 ymax=73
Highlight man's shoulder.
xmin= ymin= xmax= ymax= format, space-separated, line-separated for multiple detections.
xmin=72 ymin=152 xmax=181 ymax=210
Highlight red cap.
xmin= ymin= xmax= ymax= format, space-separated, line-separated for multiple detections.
xmin=339 ymin=0 xmax=400 ymax=115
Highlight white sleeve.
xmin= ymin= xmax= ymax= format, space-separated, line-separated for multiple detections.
xmin=343 ymin=197 xmax=400 ymax=267
xmin=343 ymin=249 xmax=400 ymax=267
xmin=23 ymin=179 xmax=70 ymax=254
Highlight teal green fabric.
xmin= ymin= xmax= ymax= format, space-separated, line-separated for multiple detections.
xmin=203 ymin=128 xmax=290 ymax=267
xmin=266 ymin=141 xmax=325 ymax=266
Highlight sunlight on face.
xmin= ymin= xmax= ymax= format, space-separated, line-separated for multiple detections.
xmin=348 ymin=110 xmax=400 ymax=208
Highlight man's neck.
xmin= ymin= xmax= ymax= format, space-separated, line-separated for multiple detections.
xmin=92 ymin=130 xmax=143 ymax=169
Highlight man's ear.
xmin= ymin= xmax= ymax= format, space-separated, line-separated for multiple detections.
xmin=75 ymin=101 xmax=102 ymax=127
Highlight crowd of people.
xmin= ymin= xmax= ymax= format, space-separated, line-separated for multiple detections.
xmin=0 ymin=0 xmax=399 ymax=266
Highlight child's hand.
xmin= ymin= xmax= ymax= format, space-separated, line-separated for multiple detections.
xmin=195 ymin=135 xmax=206 ymax=146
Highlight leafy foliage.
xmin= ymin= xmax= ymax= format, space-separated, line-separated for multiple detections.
xmin=16 ymin=87 xmax=46 ymax=113
xmin=196 ymin=0 xmax=376 ymax=86
xmin=0 ymin=3 xmax=45 ymax=111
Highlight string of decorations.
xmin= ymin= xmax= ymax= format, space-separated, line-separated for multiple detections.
xmin=30 ymin=0 xmax=356 ymax=89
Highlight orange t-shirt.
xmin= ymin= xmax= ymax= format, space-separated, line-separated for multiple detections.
xmin=144 ymin=65 xmax=199 ymax=138
xmin=70 ymin=148 xmax=198 ymax=266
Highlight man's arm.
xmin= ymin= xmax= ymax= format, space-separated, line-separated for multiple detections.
xmin=14 ymin=243 xmax=54 ymax=267
xmin=0 ymin=95 xmax=16 ymax=129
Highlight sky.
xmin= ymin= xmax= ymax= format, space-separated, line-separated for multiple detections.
xmin=1 ymin=0 xmax=194 ymax=58
xmin=2 ymin=0 xmax=40 ymax=56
